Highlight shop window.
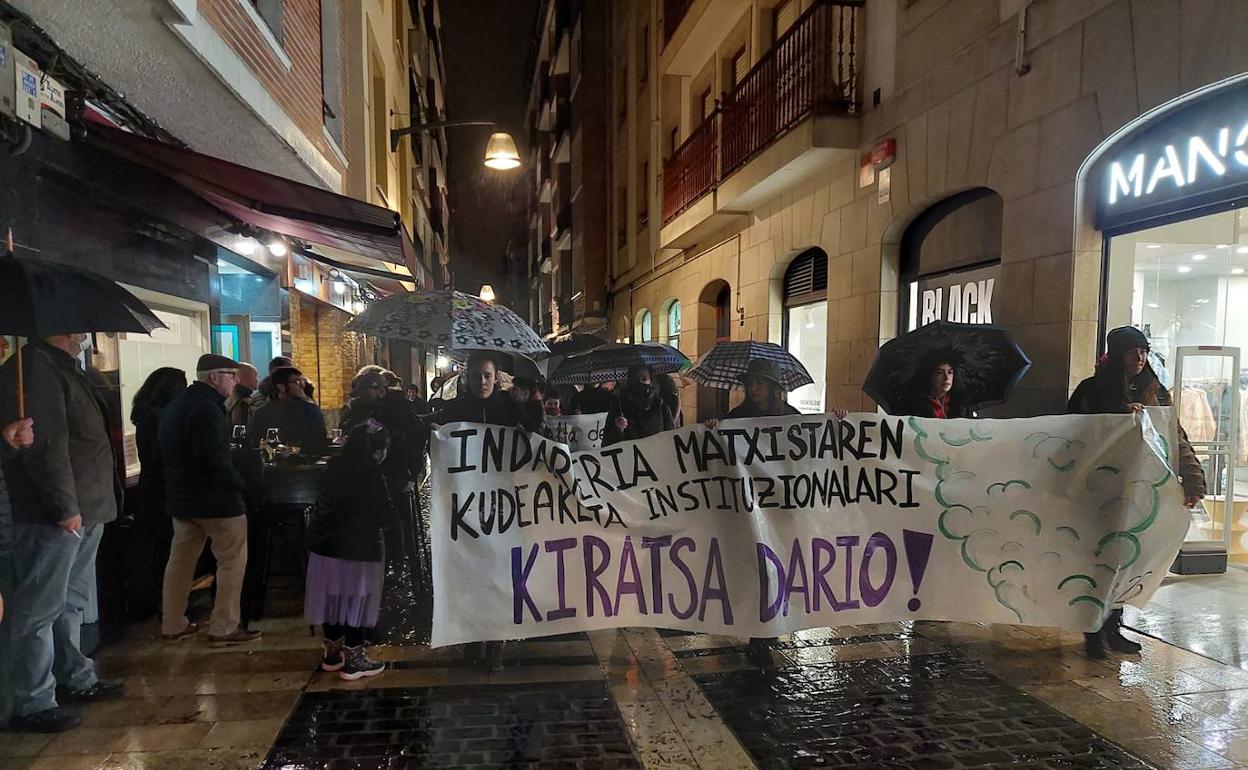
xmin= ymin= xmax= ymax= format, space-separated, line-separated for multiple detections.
xmin=899 ymin=187 xmax=1003 ymax=333
xmin=663 ymin=299 xmax=682 ymax=349
xmin=783 ymin=248 xmax=828 ymax=413
xmin=636 ymin=309 xmax=654 ymax=342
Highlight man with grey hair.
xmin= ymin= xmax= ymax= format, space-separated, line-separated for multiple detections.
xmin=158 ymin=354 xmax=260 ymax=648
xmin=0 ymin=334 xmax=124 ymax=732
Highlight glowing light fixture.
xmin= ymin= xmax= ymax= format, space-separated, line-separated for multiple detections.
xmin=1233 ymin=268 xmax=1246 ymax=275
xmin=267 ymin=239 xmax=288 ymax=257
xmin=1177 ymin=265 xmax=1192 ymax=273
xmin=1145 ymin=243 xmax=1162 ymax=249
xmin=1192 ymin=253 xmax=1207 ymax=261
xmin=435 ymin=355 xmax=450 ymax=369
xmin=351 ymin=299 xmax=366 ymax=313
xmin=1146 ymin=302 xmax=1160 ymax=308
xmin=483 ymin=133 xmax=521 ymax=170
xmin=333 ymin=281 xmax=346 ymax=294
xmin=1237 ymin=247 xmax=1248 ymax=255
xmin=479 ymin=284 xmax=496 ymax=303
xmin=235 ymin=237 xmax=258 ymax=256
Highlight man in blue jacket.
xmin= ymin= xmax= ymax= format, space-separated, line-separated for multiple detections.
xmin=159 ymin=354 xmax=260 ymax=648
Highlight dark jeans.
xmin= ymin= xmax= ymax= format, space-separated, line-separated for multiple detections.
xmin=323 ymin=623 xmax=368 ymax=647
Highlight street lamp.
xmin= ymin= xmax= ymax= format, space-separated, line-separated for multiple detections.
xmin=479 ymin=284 xmax=496 ymax=303
xmin=390 ymin=118 xmax=521 ymax=171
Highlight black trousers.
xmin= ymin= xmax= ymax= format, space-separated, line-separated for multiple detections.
xmin=323 ymin=623 xmax=368 ymax=647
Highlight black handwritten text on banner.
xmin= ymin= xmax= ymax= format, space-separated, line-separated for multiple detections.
xmin=429 ymin=414 xmax=1186 ymax=646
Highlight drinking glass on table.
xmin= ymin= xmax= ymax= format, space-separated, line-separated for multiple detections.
xmin=232 ymin=425 xmax=247 ymax=447
xmin=266 ymin=427 xmax=281 ymax=446
xmin=329 ymin=428 xmax=343 ymax=444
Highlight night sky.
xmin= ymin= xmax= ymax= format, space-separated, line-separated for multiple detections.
xmin=439 ymin=0 xmax=540 ymax=305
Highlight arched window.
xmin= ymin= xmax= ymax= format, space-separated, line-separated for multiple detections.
xmin=662 ymin=299 xmax=682 ymax=349
xmin=635 ymin=309 xmax=654 ymax=342
xmin=783 ymin=248 xmax=828 ymax=413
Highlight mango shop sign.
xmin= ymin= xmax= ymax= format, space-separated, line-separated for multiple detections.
xmin=1096 ymin=78 xmax=1248 ymax=230
xmin=906 ymin=263 xmax=999 ymax=332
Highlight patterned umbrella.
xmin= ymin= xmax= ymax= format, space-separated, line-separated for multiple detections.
xmin=546 ymin=332 xmax=609 ymax=358
xmin=547 ymin=342 xmax=690 ymax=385
xmin=687 ymin=341 xmax=814 ymax=391
xmin=346 ymin=289 xmax=548 ymax=358
xmin=862 ymin=321 xmax=1031 ymax=414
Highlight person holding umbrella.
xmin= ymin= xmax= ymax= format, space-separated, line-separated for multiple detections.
xmin=1068 ymin=326 xmax=1205 ymax=659
xmin=603 ymin=365 xmax=676 ymax=445
xmin=898 ymin=354 xmax=974 ymax=419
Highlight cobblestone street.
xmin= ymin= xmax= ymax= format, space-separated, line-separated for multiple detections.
xmin=5 ymin=567 xmax=1248 ymax=769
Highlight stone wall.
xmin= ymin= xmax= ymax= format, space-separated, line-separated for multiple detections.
xmin=616 ymin=0 xmax=1248 ymax=418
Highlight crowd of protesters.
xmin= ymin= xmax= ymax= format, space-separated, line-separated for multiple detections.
xmin=0 ymin=324 xmax=1210 ymax=731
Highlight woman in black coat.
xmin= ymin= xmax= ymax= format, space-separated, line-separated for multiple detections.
xmin=1068 ymin=326 xmax=1206 ymax=659
xmin=304 ymin=421 xmax=394 ymax=680
xmin=603 ymin=365 xmax=675 ymax=445
xmin=900 ymin=354 xmax=974 ymax=419
xmin=127 ymin=367 xmax=188 ymax=620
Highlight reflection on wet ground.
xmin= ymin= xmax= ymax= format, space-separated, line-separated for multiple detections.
xmin=1124 ymin=570 xmax=1248 ymax=671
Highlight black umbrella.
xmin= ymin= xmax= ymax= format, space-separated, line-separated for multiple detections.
xmin=862 ymin=321 xmax=1031 ymax=415
xmin=546 ymin=332 xmax=609 ymax=358
xmin=1 ymin=232 xmax=166 ymax=414
xmin=687 ymin=341 xmax=814 ymax=391
xmin=548 ymin=342 xmax=691 ymax=385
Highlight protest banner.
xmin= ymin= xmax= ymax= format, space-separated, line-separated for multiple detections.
xmin=429 ymin=413 xmax=1187 ymax=647
xmin=543 ymin=414 xmax=605 ymax=452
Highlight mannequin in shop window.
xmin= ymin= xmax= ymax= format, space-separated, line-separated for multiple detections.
xmin=1067 ymin=326 xmax=1206 ymax=660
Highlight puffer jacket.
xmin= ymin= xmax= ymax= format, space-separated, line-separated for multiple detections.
xmin=433 ymin=390 xmax=538 ymax=430
xmin=159 ymin=381 xmax=246 ymax=519
xmin=1068 ymin=372 xmax=1207 ymax=498
xmin=0 ymin=341 xmax=119 ymax=526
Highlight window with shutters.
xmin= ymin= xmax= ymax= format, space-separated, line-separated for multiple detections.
xmin=773 ymin=0 xmax=799 ymax=42
xmin=730 ymin=47 xmax=748 ymax=90
xmin=701 ymin=88 xmax=714 ymax=122
xmin=783 ymin=248 xmax=828 ymax=414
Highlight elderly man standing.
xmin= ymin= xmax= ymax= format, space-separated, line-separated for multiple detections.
xmin=0 ymin=334 xmax=124 ymax=733
xmin=159 ymin=354 xmax=260 ymax=648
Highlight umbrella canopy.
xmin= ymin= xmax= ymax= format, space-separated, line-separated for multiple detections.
xmin=548 ymin=342 xmax=691 ymax=385
xmin=862 ymin=321 xmax=1031 ymax=415
xmin=546 ymin=332 xmax=609 ymax=358
xmin=0 ymin=254 xmax=166 ymax=338
xmin=346 ymin=289 xmax=548 ymax=357
xmin=687 ymin=340 xmax=814 ymax=391
xmin=445 ymin=347 xmax=542 ymax=380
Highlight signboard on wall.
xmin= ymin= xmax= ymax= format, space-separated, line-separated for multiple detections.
xmin=1095 ymin=77 xmax=1248 ymax=231
xmin=905 ymin=263 xmax=1000 ymax=332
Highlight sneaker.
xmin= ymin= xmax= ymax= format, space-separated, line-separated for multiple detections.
xmin=1104 ymin=610 xmax=1143 ymax=654
xmin=9 ymin=706 xmax=81 ymax=733
xmin=59 ymin=679 xmax=124 ymax=703
xmin=339 ymin=645 xmax=386 ymax=681
xmin=208 ymin=628 xmax=263 ymax=648
xmin=162 ymin=622 xmax=200 ymax=642
xmin=321 ymin=638 xmax=345 ymax=672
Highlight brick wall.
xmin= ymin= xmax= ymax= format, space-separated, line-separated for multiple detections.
xmin=202 ymin=0 xmax=347 ymax=174
xmin=289 ymin=291 xmax=361 ymax=421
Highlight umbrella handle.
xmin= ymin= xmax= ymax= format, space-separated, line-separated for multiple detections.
xmin=15 ymin=339 xmax=23 ymax=418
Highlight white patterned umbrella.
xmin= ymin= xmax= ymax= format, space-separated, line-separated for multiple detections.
xmin=346 ymin=289 xmax=548 ymax=358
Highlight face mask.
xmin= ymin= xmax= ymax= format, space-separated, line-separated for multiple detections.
xmin=630 ymin=382 xmax=653 ymax=399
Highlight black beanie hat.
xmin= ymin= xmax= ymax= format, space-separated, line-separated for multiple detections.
xmin=1106 ymin=326 xmax=1149 ymax=356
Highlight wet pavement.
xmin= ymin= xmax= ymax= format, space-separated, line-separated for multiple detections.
xmin=5 ymin=482 xmax=1248 ymax=769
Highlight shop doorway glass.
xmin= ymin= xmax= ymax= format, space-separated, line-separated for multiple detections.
xmin=1105 ymin=206 xmax=1248 ymax=570
xmin=783 ymin=248 xmax=828 ymax=413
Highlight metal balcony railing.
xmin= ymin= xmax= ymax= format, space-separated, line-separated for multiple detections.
xmin=662 ymin=107 xmax=718 ymax=224
xmin=660 ymin=0 xmax=862 ymax=225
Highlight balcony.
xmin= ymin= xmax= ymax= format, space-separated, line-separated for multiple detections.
xmin=660 ymin=0 xmax=863 ymax=248
xmin=662 ymin=0 xmax=751 ymax=76
xmin=662 ymin=0 xmax=694 ymax=47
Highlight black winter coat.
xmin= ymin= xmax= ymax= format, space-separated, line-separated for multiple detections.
xmin=433 ymin=390 xmax=538 ymax=430
xmin=726 ymin=400 xmax=800 ymax=419
xmin=1068 ymin=371 xmax=1207 ymax=498
xmin=570 ymin=387 xmax=617 ymax=415
xmin=603 ymin=389 xmax=674 ymax=445
xmin=306 ymin=456 xmax=392 ymax=562
xmin=134 ymin=412 xmax=166 ymax=522
xmin=159 ymin=382 xmax=246 ymax=519
xmin=341 ymin=390 xmax=423 ymax=485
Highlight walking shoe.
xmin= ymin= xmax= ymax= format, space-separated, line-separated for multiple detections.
xmin=1103 ymin=609 xmax=1143 ymax=654
xmin=208 ymin=628 xmax=263 ymax=648
xmin=162 ymin=622 xmax=200 ymax=642
xmin=58 ymin=679 xmax=124 ymax=703
xmin=339 ymin=645 xmax=386 ymax=681
xmin=321 ymin=637 xmax=345 ymax=672
xmin=485 ymin=641 xmax=505 ymax=673
xmin=8 ymin=706 xmax=81 ymax=733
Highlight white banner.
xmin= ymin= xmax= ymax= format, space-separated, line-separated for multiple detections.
xmin=543 ymin=414 xmax=605 ymax=452
xmin=429 ymin=413 xmax=1188 ymax=647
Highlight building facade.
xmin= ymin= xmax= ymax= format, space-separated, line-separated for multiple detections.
xmin=524 ymin=0 xmax=611 ymax=338
xmin=1 ymin=0 xmax=447 ymax=451
xmin=604 ymin=0 xmax=1248 ymax=433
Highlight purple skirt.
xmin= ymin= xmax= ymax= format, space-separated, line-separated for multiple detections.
xmin=303 ymin=552 xmax=385 ymax=628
